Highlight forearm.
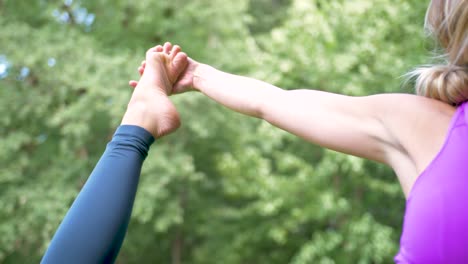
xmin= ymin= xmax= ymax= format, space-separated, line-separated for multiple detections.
xmin=193 ymin=64 xmax=284 ymax=118
xmin=41 ymin=125 xmax=154 ymax=264
xmin=191 ymin=64 xmax=343 ymax=144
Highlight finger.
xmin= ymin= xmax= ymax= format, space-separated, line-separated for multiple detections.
xmin=172 ymin=83 xmax=183 ymax=94
xmin=152 ymin=45 xmax=163 ymax=52
xmin=170 ymin=45 xmax=181 ymax=59
xmin=140 ymin=62 xmax=147 ymax=75
xmin=172 ymin=84 xmax=192 ymax=95
xmin=129 ymin=80 xmax=138 ymax=88
xmin=172 ymin=52 xmax=188 ymax=76
xmin=163 ymin=42 xmax=172 ymax=54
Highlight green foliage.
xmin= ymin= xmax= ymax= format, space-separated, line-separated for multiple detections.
xmin=0 ymin=0 xmax=429 ymax=263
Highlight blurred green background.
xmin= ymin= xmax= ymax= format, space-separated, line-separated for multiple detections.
xmin=0 ymin=0 xmax=431 ymax=263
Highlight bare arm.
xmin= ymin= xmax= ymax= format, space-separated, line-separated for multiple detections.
xmin=193 ymin=64 xmax=396 ymax=163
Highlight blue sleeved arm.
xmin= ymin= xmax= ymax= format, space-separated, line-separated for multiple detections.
xmin=41 ymin=125 xmax=155 ymax=264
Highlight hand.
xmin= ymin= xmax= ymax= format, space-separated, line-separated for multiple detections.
xmin=121 ymin=46 xmax=188 ymax=138
xmin=129 ymin=42 xmax=200 ymax=95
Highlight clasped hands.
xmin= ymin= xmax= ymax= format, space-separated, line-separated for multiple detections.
xmin=121 ymin=42 xmax=201 ymax=139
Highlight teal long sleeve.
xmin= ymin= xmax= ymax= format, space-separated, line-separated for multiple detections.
xmin=41 ymin=125 xmax=154 ymax=264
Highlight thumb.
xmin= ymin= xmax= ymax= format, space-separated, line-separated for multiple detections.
xmin=129 ymin=80 xmax=138 ymax=88
xmin=172 ymin=52 xmax=188 ymax=79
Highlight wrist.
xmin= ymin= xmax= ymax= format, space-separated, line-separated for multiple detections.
xmin=192 ymin=63 xmax=212 ymax=92
xmin=121 ymin=95 xmax=180 ymax=139
xmin=121 ymin=102 xmax=156 ymax=136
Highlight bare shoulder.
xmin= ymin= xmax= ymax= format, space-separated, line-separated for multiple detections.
xmin=367 ymin=93 xmax=455 ymax=135
xmin=366 ymin=93 xmax=454 ymax=113
xmin=364 ymin=93 xmax=456 ymax=195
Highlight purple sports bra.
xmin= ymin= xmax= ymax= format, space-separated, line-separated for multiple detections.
xmin=394 ymin=101 xmax=468 ymax=263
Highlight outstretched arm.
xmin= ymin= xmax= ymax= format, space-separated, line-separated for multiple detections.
xmin=42 ymin=47 xmax=187 ymax=263
xmin=41 ymin=125 xmax=154 ymax=264
xmin=191 ymin=64 xmax=394 ymax=163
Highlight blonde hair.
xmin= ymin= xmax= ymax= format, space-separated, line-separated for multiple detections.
xmin=411 ymin=0 xmax=468 ymax=105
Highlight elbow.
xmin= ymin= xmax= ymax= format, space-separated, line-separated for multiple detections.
xmin=253 ymin=99 xmax=266 ymax=119
xmin=256 ymin=89 xmax=286 ymax=121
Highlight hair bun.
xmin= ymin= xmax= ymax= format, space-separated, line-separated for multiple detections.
xmin=414 ymin=65 xmax=468 ymax=105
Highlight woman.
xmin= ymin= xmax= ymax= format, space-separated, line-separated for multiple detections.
xmin=131 ymin=0 xmax=468 ymax=262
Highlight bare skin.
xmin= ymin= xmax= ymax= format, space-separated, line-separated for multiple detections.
xmin=122 ymin=45 xmax=187 ymax=138
xmin=131 ymin=42 xmax=456 ymax=198
xmin=129 ymin=43 xmax=197 ymax=95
